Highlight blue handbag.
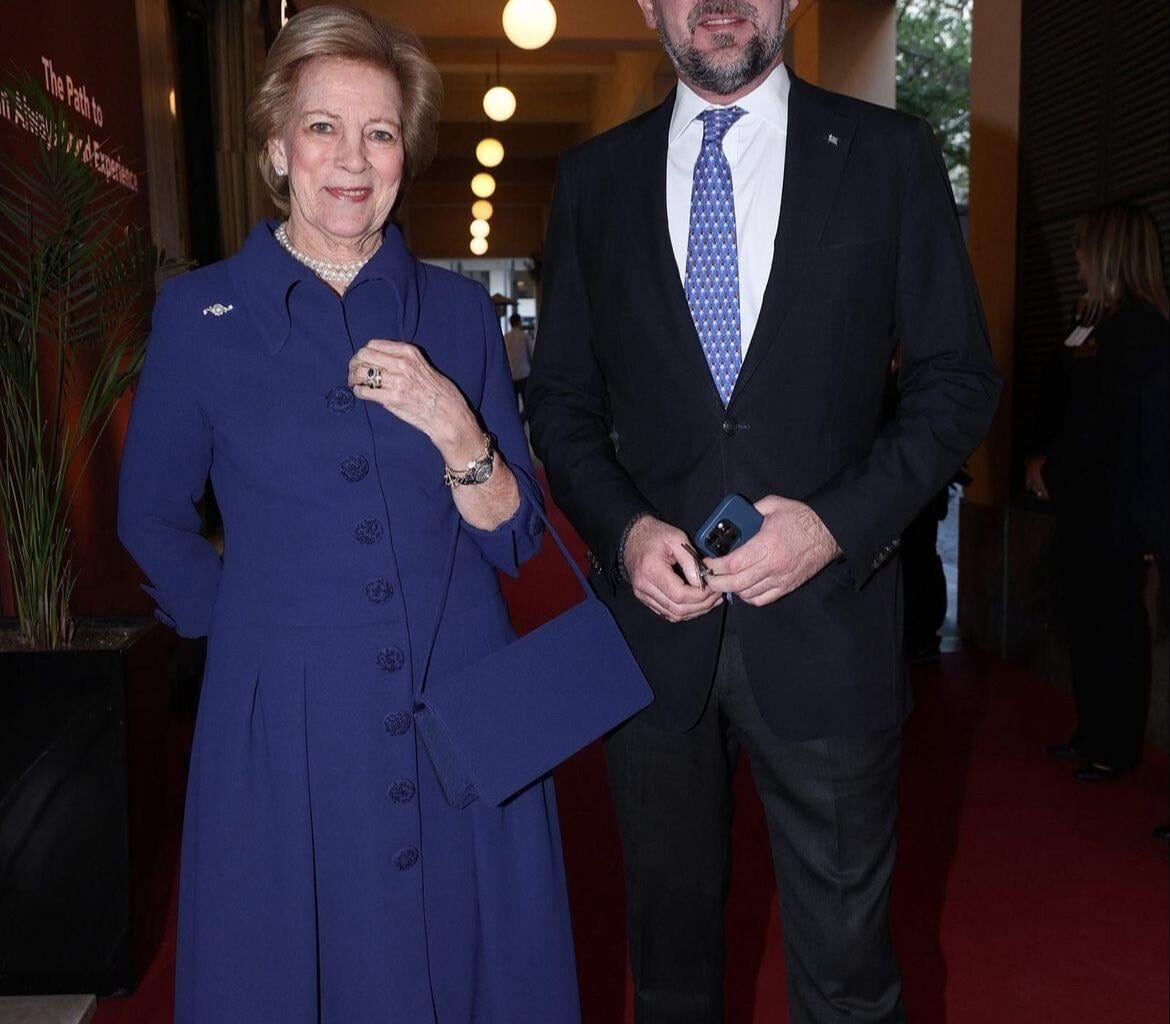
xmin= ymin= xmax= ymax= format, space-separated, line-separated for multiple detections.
xmin=413 ymin=495 xmax=654 ymax=808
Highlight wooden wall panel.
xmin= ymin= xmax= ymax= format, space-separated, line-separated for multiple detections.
xmin=1013 ymin=0 xmax=1170 ymax=461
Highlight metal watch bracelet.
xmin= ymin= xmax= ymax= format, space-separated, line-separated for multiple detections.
xmin=442 ymin=432 xmax=496 ymax=487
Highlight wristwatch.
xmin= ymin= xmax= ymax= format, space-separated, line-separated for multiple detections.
xmin=443 ymin=432 xmax=497 ymax=487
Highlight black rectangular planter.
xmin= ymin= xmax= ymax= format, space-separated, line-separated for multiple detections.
xmin=0 ymin=619 xmax=155 ymax=996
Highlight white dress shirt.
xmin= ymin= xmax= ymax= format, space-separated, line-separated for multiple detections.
xmin=666 ymin=63 xmax=790 ymax=356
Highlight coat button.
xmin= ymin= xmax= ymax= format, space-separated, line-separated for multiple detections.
xmin=365 ymin=577 xmax=394 ymax=603
xmin=388 ymin=779 xmax=416 ymax=804
xmin=354 ymin=518 xmax=383 ymax=544
xmin=340 ymin=455 xmax=369 ymax=482
xmin=394 ymin=846 xmax=420 ymax=871
xmin=325 ymin=386 xmax=354 ymax=413
xmin=383 ymin=710 xmax=412 ymax=735
xmin=377 ymin=646 xmax=405 ymax=672
xmin=721 ymin=416 xmax=737 ymax=437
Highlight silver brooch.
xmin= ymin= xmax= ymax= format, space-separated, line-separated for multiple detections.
xmin=202 ymin=303 xmax=234 ymax=317
xmin=827 ymin=133 xmax=839 ymax=146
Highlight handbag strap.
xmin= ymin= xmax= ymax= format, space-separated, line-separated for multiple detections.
xmin=419 ymin=475 xmax=593 ymax=693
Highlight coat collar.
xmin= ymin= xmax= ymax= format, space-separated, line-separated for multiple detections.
xmin=233 ymin=219 xmax=423 ymax=355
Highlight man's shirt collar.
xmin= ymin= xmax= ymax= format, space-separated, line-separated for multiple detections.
xmin=668 ymin=61 xmax=791 ymax=146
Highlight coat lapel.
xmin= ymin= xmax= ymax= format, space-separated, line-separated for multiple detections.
xmin=730 ymin=74 xmax=856 ymax=403
xmin=612 ymin=92 xmax=726 ymax=413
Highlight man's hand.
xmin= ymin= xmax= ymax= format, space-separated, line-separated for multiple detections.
xmin=705 ymin=496 xmax=841 ymax=606
xmin=623 ymin=516 xmax=723 ymax=622
xmin=1024 ymin=455 xmax=1050 ymax=501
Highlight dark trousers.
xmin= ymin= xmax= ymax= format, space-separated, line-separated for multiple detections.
xmin=604 ymin=631 xmax=905 ymax=1024
xmin=1056 ymin=511 xmax=1151 ymax=769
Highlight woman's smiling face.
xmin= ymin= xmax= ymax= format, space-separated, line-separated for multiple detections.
xmin=270 ymin=57 xmax=405 ymax=258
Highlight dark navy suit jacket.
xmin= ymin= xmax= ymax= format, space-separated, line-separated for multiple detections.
xmin=528 ymin=74 xmax=1002 ymax=739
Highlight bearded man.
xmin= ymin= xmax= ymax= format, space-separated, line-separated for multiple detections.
xmin=527 ymin=2 xmax=1000 ymax=1021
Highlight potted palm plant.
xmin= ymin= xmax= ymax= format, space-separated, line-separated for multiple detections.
xmin=0 ymin=75 xmax=181 ymax=995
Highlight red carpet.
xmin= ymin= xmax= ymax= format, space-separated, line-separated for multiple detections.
xmin=95 ymin=494 xmax=1170 ymax=1024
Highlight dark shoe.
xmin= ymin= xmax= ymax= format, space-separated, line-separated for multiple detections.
xmin=1075 ymin=762 xmax=1125 ymax=782
xmin=907 ymin=636 xmax=942 ymax=662
xmin=1153 ymin=825 xmax=1170 ymax=842
xmin=1046 ymin=741 xmax=1083 ymax=760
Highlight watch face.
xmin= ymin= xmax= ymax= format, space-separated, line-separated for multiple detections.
xmin=469 ymin=459 xmax=493 ymax=484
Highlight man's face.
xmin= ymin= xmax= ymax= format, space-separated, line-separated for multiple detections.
xmin=636 ymin=0 xmax=792 ymax=97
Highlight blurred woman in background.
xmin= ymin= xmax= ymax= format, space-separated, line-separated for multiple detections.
xmin=1026 ymin=203 xmax=1169 ymax=781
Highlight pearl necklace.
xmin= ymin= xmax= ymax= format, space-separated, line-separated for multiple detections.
xmin=274 ymin=222 xmax=377 ymax=287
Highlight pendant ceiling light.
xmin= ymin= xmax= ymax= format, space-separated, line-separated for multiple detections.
xmin=470 ymin=237 xmax=489 ymax=256
xmin=471 ymin=173 xmax=497 ymax=198
xmin=470 ymin=219 xmax=491 ymax=240
xmin=472 ymin=199 xmax=494 ymax=221
xmin=483 ymin=85 xmax=516 ymax=122
xmin=483 ymin=54 xmax=516 ymax=122
xmin=502 ymin=0 xmax=557 ymax=50
xmin=476 ymin=137 xmax=505 ymax=168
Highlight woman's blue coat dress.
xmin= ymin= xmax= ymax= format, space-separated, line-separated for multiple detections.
xmin=117 ymin=222 xmax=581 ymax=1023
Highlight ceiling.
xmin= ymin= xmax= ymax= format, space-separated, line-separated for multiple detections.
xmin=297 ymin=0 xmax=672 ymax=257
xmin=293 ymin=1 xmax=824 ymax=257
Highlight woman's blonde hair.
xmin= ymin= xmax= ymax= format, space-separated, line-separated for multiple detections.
xmin=1074 ymin=203 xmax=1169 ymax=324
xmin=246 ymin=4 xmax=442 ymax=215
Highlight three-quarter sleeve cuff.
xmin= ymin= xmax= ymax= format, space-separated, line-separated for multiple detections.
xmin=461 ymin=481 xmax=545 ymax=576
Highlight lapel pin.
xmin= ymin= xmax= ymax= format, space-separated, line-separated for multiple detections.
xmin=202 ymin=303 xmax=234 ymax=317
xmin=827 ymin=133 xmax=839 ymax=146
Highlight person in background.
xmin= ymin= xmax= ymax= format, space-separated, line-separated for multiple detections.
xmin=503 ymin=311 xmax=534 ymax=410
xmin=1027 ymin=203 xmax=1169 ymax=782
xmin=901 ymin=485 xmax=952 ymax=661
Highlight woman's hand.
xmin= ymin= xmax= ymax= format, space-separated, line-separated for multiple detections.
xmin=1024 ymin=455 xmax=1050 ymax=501
xmin=348 ymin=338 xmax=520 ymax=531
xmin=348 ymin=339 xmax=482 ymax=466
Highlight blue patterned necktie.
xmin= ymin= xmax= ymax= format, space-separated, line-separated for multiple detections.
xmin=685 ymin=106 xmax=746 ymax=406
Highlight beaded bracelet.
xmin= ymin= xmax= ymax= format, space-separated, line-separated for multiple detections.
xmin=615 ymin=510 xmax=655 ymax=584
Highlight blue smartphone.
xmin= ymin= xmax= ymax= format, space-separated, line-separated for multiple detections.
xmin=694 ymin=494 xmax=764 ymax=558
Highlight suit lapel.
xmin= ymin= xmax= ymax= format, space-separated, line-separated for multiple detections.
xmin=731 ymin=74 xmax=856 ymax=404
xmin=612 ymin=92 xmax=725 ymax=414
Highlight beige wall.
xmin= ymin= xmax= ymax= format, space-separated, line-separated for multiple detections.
xmin=965 ymin=0 xmax=1022 ymax=507
xmin=789 ymin=0 xmax=896 ymax=107
xmin=589 ymin=49 xmax=673 ymax=138
xmin=136 ymin=0 xmax=187 ymax=259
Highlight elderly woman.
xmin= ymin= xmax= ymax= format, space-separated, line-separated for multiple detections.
xmin=117 ymin=7 xmax=580 ymax=1021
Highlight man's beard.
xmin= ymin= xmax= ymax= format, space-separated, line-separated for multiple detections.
xmin=656 ymin=0 xmax=788 ymax=96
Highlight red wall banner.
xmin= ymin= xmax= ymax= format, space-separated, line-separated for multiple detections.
xmin=0 ymin=0 xmax=153 ymax=621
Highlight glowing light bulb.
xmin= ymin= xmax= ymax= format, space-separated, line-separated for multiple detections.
xmin=472 ymin=199 xmax=494 ymax=220
xmin=503 ymin=0 xmax=557 ymax=50
xmin=476 ymin=137 xmax=505 ymax=168
xmin=470 ymin=219 xmax=491 ymax=239
xmin=470 ymin=237 xmax=489 ymax=256
xmin=483 ymin=85 xmax=516 ymax=122
xmin=471 ymin=173 xmax=497 ymax=198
